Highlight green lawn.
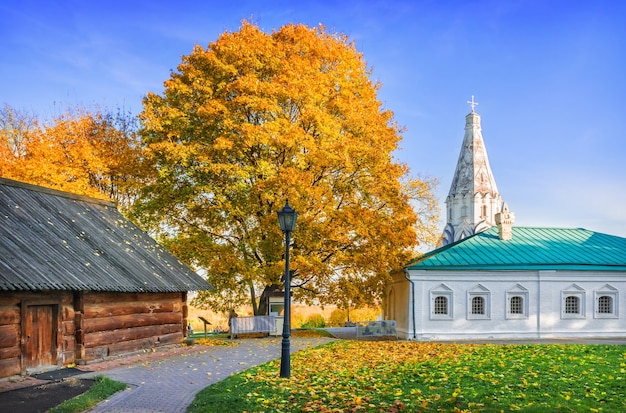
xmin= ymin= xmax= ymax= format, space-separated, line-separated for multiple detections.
xmin=188 ymin=340 xmax=626 ymax=412
xmin=50 ymin=376 xmax=126 ymax=413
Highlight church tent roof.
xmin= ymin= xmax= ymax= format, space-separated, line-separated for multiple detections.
xmin=408 ymin=226 xmax=626 ymax=271
xmin=0 ymin=178 xmax=213 ymax=292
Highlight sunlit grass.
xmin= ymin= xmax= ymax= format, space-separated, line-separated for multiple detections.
xmin=291 ymin=328 xmax=334 ymax=338
xmin=188 ymin=341 xmax=626 ymax=412
xmin=49 ymin=376 xmax=126 ymax=413
xmin=188 ymin=328 xmax=333 ymax=343
xmin=192 ymin=337 xmax=237 ymax=346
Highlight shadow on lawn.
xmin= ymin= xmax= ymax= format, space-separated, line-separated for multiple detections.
xmin=0 ymin=378 xmax=95 ymax=413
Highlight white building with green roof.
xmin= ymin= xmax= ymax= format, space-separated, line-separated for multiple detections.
xmin=387 ymin=221 xmax=626 ymax=340
xmin=385 ymin=101 xmax=626 ymax=340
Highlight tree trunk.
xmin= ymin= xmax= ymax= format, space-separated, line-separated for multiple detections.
xmin=256 ymin=284 xmax=282 ymax=316
xmin=248 ymin=280 xmax=258 ymax=315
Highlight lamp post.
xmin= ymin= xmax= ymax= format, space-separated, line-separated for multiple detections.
xmin=277 ymin=199 xmax=297 ymax=378
xmin=347 ymin=299 xmax=352 ymax=324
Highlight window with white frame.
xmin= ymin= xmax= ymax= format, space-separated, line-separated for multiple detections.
xmin=594 ymin=284 xmax=618 ymax=319
xmin=430 ymin=284 xmax=453 ymax=320
xmin=561 ymin=284 xmax=585 ymax=319
xmin=467 ymin=284 xmax=490 ymax=319
xmin=506 ymin=284 xmax=529 ymax=319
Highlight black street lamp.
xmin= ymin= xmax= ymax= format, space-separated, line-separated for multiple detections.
xmin=277 ymin=199 xmax=297 ymax=378
xmin=347 ymin=299 xmax=352 ymax=324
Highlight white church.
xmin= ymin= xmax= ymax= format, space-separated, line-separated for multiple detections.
xmin=385 ymin=99 xmax=626 ymax=341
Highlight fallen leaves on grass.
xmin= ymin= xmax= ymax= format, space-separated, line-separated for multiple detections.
xmin=193 ymin=338 xmax=238 ymax=347
xmin=291 ymin=329 xmax=334 ymax=338
xmin=189 ymin=341 xmax=626 ymax=412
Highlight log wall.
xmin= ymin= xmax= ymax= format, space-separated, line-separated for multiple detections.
xmin=0 ymin=291 xmax=74 ymax=378
xmin=79 ymin=291 xmax=186 ymax=362
xmin=0 ymin=290 xmax=188 ymax=378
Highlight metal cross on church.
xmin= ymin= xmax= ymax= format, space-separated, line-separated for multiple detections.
xmin=467 ymin=95 xmax=479 ymax=112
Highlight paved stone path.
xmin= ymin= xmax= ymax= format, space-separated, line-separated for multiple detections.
xmin=81 ymin=336 xmax=334 ymax=413
xmin=6 ymin=327 xmax=626 ymax=412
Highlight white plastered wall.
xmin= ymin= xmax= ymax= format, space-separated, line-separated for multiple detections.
xmin=400 ymin=269 xmax=626 ymax=341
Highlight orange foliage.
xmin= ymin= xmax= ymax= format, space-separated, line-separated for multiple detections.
xmin=136 ymin=21 xmax=439 ymax=313
xmin=0 ymin=104 xmax=145 ymax=207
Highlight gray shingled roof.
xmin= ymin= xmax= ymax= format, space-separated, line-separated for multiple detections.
xmin=0 ymin=178 xmax=212 ymax=292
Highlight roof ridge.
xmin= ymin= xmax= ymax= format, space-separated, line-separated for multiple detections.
xmin=512 ymin=226 xmax=588 ymax=230
xmin=0 ymin=177 xmax=116 ymax=207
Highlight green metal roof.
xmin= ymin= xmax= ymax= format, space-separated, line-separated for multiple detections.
xmin=407 ymin=227 xmax=626 ymax=271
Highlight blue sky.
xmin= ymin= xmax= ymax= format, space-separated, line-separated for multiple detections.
xmin=1 ymin=0 xmax=625 ymax=237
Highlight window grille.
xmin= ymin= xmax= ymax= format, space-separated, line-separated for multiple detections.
xmin=565 ymin=296 xmax=579 ymax=314
xmin=510 ymin=296 xmax=523 ymax=314
xmin=598 ymin=295 xmax=613 ymax=314
xmin=471 ymin=296 xmax=485 ymax=315
xmin=434 ymin=296 xmax=448 ymax=315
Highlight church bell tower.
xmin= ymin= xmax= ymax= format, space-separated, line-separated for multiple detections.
xmin=442 ymin=97 xmax=502 ymax=245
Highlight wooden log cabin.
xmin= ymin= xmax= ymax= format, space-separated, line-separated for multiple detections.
xmin=0 ymin=178 xmax=212 ymax=378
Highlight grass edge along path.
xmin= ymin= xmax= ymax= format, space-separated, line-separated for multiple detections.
xmin=49 ymin=376 xmax=127 ymax=413
xmin=188 ymin=341 xmax=626 ymax=412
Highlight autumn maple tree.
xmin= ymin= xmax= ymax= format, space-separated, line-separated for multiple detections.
xmin=134 ymin=21 xmax=438 ymax=313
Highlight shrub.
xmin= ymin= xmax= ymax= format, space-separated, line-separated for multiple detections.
xmin=329 ymin=308 xmax=347 ymax=326
xmin=300 ymin=313 xmax=326 ymax=328
xmin=329 ymin=306 xmax=382 ymax=326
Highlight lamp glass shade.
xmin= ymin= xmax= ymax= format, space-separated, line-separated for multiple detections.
xmin=277 ymin=200 xmax=297 ymax=232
